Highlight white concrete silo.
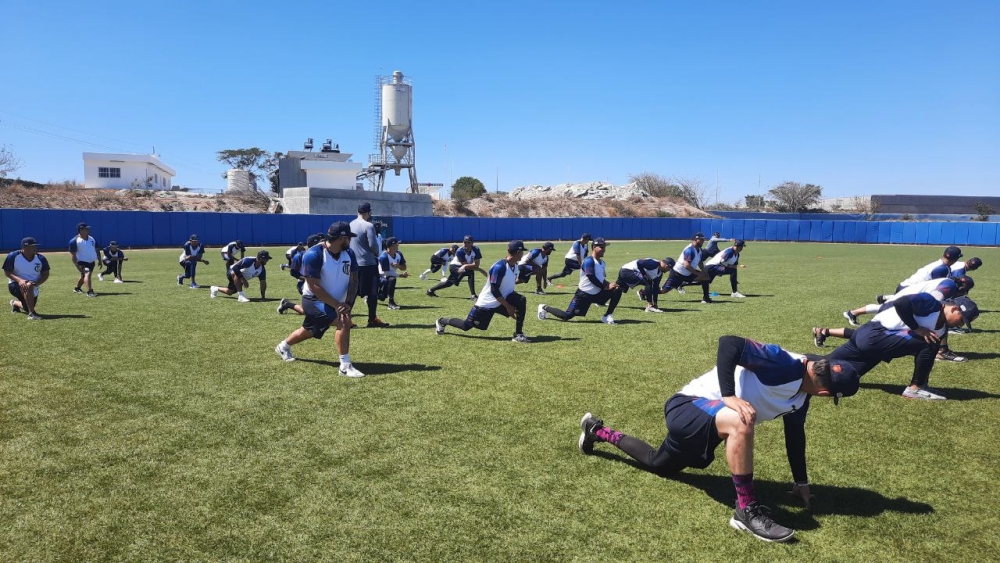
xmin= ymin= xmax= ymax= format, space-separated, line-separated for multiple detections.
xmin=359 ymin=70 xmax=419 ymax=192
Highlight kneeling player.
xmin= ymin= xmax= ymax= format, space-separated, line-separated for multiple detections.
xmin=538 ymin=238 xmax=621 ymax=325
xmin=704 ymin=240 xmax=746 ymax=298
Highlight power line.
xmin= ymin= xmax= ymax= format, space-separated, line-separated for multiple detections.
xmin=0 ymin=109 xmax=148 ymax=150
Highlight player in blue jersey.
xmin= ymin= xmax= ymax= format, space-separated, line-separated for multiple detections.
xmin=547 ymin=233 xmax=592 ymax=283
xmin=614 ymin=257 xmax=671 ymax=313
xmin=842 ymin=276 xmax=973 ymax=326
xmin=426 ymin=235 xmax=486 ymax=300
xmin=280 ymin=242 xmax=306 ymax=271
xmin=656 ymin=232 xmax=713 ymax=303
xmin=435 ymin=240 xmax=532 ymax=343
xmin=69 ymin=222 xmax=100 ymax=297
xmin=98 ymin=241 xmax=128 ymax=283
xmin=377 ymin=237 xmax=408 ymax=310
xmin=4 ymin=237 xmax=50 ymax=320
xmin=274 ymin=221 xmax=364 ymax=377
xmin=950 ymin=256 xmax=981 ymax=278
xmin=517 ymin=242 xmax=555 ymax=295
xmin=895 ymin=246 xmax=961 ymax=292
xmin=636 ymin=257 xmax=675 ymax=311
xmin=177 ymin=234 xmax=209 ymax=289
xmin=221 ymin=239 xmax=246 ymax=274
xmin=815 ymin=294 xmax=978 ymax=400
xmin=579 ymin=335 xmax=861 ymax=543
xmin=211 ymin=250 xmax=271 ymax=303
xmin=703 ymin=232 xmax=732 ymax=258
xmin=538 ymin=237 xmax=622 ymax=325
xmin=703 ymin=240 xmax=746 ymax=298
xmin=278 ymin=233 xmax=326 ymax=315
xmin=420 ymin=244 xmax=459 ymax=281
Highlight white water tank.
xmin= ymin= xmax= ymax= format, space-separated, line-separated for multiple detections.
xmin=226 ymin=169 xmax=252 ymax=192
xmin=382 ymin=70 xmax=412 ymax=144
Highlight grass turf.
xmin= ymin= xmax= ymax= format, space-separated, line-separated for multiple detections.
xmin=1 ymin=240 xmax=998 ymax=562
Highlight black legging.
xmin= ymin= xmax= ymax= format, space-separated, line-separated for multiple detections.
xmin=548 ymin=258 xmax=580 ymax=281
xmin=429 ymin=266 xmax=476 ymax=296
xmin=101 ymin=260 xmax=123 ymax=278
xmin=357 ymin=265 xmax=379 ymax=322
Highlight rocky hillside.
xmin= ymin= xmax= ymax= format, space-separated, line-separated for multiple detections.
xmin=0 ymin=182 xmax=272 ymax=213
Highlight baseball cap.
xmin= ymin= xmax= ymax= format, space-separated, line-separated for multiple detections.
xmin=296 ymin=241 xmax=305 ymax=246
xmin=385 ymin=237 xmax=401 ymax=247
xmin=507 ymin=240 xmax=527 ymax=253
xmin=235 ymin=240 xmax=244 ymax=247
xmin=580 ymin=232 xmax=592 ymax=240
xmin=463 ymin=235 xmax=474 ymax=243
xmin=109 ymin=241 xmax=118 ymax=246
xmin=693 ymin=231 xmax=705 ymax=240
xmin=663 ymin=257 xmax=676 ymax=268
xmin=593 ymin=237 xmax=610 ymax=247
xmin=77 ymin=222 xmax=90 ymax=231
xmin=949 ymin=296 xmax=980 ymax=329
xmin=967 ymin=257 xmax=982 ymax=270
xmin=943 ymin=246 xmax=963 ymax=260
xmin=450 ymin=244 xmax=459 ymax=250
xmin=21 ymin=237 xmax=37 ymax=246
xmin=358 ymin=202 xmax=372 ymax=213
xmin=257 ymin=250 xmax=272 ymax=260
xmin=827 ymin=360 xmax=861 ymax=406
xmin=542 ymin=242 xmax=555 ymax=250
xmin=306 ymin=233 xmax=325 ymax=247
xmin=734 ymin=239 xmax=746 ymax=247
xmin=189 ymin=234 xmax=199 ymax=241
xmin=327 ymin=221 xmax=357 ymax=238
xmin=954 ymin=275 xmax=974 ymax=295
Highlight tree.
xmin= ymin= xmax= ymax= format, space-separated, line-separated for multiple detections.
xmin=767 ymin=181 xmax=823 ymax=212
xmin=744 ymin=195 xmax=765 ymax=209
xmin=627 ymin=172 xmax=709 ymax=208
xmin=216 ymin=148 xmax=281 ymax=192
xmin=974 ymin=202 xmax=995 ymax=222
xmin=451 ymin=176 xmax=486 ymax=201
xmin=0 ymin=144 xmax=24 ymax=179
xmin=672 ymin=176 xmax=710 ymax=209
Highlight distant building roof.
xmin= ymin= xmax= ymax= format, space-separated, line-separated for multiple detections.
xmin=82 ymin=153 xmax=176 ymax=176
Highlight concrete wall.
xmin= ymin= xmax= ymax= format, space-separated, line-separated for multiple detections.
xmin=874 ymin=195 xmax=1000 ymax=215
xmin=282 ymin=187 xmax=432 ymax=217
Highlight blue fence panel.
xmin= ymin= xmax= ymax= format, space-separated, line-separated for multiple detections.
xmin=978 ymin=222 xmax=998 ymax=246
xmin=964 ymin=223 xmax=982 ymax=247
xmin=890 ymin=222 xmax=904 ymax=244
xmin=1 ymin=209 xmax=23 ymax=250
xmin=185 ymin=213 xmax=208 ymax=245
xmin=248 ymin=215 xmax=270 ymax=247
xmin=863 ymin=223 xmax=878 ymax=243
xmin=831 ymin=221 xmax=846 ymax=242
xmin=132 ymin=212 xmax=153 ymax=247
xmin=797 ymin=221 xmax=811 ymax=241
xmin=772 ymin=220 xmax=786 ymax=241
xmin=876 ymin=222 xmax=891 ymax=243
xmin=710 ymin=219 xmax=724 ymax=237
xmin=939 ymin=223 xmax=958 ymax=245
xmin=217 ymin=214 xmax=240 ymax=248
xmin=784 ymin=220 xmax=799 ymax=241
xmin=167 ymin=213 xmax=189 ymax=247
xmin=926 ymin=222 xmax=943 ymax=244
xmin=149 ymin=213 xmax=171 ymax=247
xmin=763 ymin=220 xmax=777 ymax=241
xmin=496 ymin=219 xmax=514 ymax=242
xmin=820 ymin=221 xmax=834 ymax=242
xmin=952 ymin=222 xmax=970 ymax=246
xmin=749 ymin=220 xmax=763 ymax=241
xmin=808 ymin=221 xmax=823 ymax=242
xmin=395 ymin=217 xmax=416 ymax=243
xmin=851 ymin=222 xmax=866 ymax=243
xmin=912 ymin=222 xmax=929 ymax=245
xmin=728 ymin=220 xmax=744 ymax=242
xmin=901 ymin=222 xmax=917 ymax=244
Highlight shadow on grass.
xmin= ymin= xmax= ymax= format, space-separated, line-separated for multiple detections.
xmin=297 ymin=358 xmax=441 ymax=376
xmin=37 ymin=314 xmax=89 ymax=320
xmin=94 ymin=292 xmax=132 ymax=296
xmin=590 ymin=450 xmax=933 ymax=530
xmin=859 ymin=382 xmax=1000 ymax=401
xmin=958 ymin=351 xmax=1000 ymax=359
xmin=366 ymin=323 xmax=437 ymax=330
xmin=442 ymin=333 xmax=580 ymax=343
xmin=385 ymin=305 xmax=441 ymax=311
xmin=609 ymin=319 xmax=654 ymax=325
xmin=119 ymin=280 xmax=143 ymax=284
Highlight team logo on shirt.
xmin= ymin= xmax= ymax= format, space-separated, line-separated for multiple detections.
xmin=34 ymin=264 xmax=42 ymax=272
xmin=342 ymin=263 xmax=351 ymax=275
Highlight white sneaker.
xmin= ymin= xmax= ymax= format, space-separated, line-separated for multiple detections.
xmin=635 ymin=289 xmax=643 ymax=301
xmin=210 ymin=286 xmax=219 ymax=298
xmin=511 ymin=333 xmax=532 ymax=343
xmin=10 ymin=299 xmax=20 ymax=314
xmin=98 ymin=273 xmax=104 ymax=282
xmin=419 ymin=272 xmax=428 ymax=281
xmin=189 ymin=283 xmax=200 ymax=289
xmin=274 ymin=342 xmax=296 ymax=362
xmin=644 ymin=305 xmax=663 ymax=313
xmin=440 ymin=276 xmax=448 ymax=282
xmin=537 ymin=303 xmax=547 ymax=320
xmin=237 ymin=295 xmax=251 ymax=303
xmin=731 ymin=291 xmax=746 ymax=298
xmin=113 ymin=278 xmax=124 ymax=284
xmin=902 ymin=386 xmax=946 ymax=400
xmin=676 ymin=287 xmax=686 ymax=294
xmin=435 ymin=318 xmax=446 ymax=335
xmin=601 ymin=314 xmax=616 ymax=325
xmin=339 ymin=363 xmax=365 ymax=378
xmin=27 ymin=313 xmax=43 ymax=321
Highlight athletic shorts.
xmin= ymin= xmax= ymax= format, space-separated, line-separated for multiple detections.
xmin=8 ymin=282 xmax=40 ymax=303
xmin=660 ymin=393 xmax=724 ymax=470
xmin=301 ymin=295 xmax=345 ymax=339
xmin=566 ymin=288 xmax=613 ymax=317
xmin=662 ymin=270 xmax=697 ymax=290
xmin=517 ymin=264 xmax=534 ymax=283
xmin=77 ymin=261 xmax=95 ymax=273
xmin=827 ymin=322 xmax=937 ymax=377
xmin=465 ymin=292 xmax=524 ymax=330
xmin=357 ymin=265 xmax=378 ymax=298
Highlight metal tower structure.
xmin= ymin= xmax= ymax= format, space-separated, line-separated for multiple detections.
xmin=357 ymin=71 xmax=419 ymax=192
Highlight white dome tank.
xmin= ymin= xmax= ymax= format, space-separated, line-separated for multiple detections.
xmin=382 ymin=70 xmax=412 ymax=143
xmin=226 ymin=169 xmax=252 ymax=192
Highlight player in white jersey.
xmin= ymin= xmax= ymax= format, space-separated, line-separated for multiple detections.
xmin=376 ymin=237 xmax=408 ymax=310
xmin=895 ymin=246 xmax=961 ymax=292
xmin=280 ymin=242 xmax=305 ymax=270
xmin=419 ymin=244 xmax=459 ymax=281
xmin=69 ymin=222 xmax=100 ymax=297
xmin=841 ymin=276 xmax=972 ymax=326
xmin=178 ymin=234 xmax=209 ymax=288
xmin=657 ymin=232 xmax=712 ymax=303
xmin=98 ymin=241 xmax=128 ymax=283
xmin=516 ymin=242 xmax=555 ymax=295
xmin=426 ymin=235 xmax=486 ymax=300
xmin=221 ymin=240 xmax=246 ymax=274
xmin=704 ymin=240 xmax=746 ymax=298
xmin=538 ymin=237 xmax=622 ymax=325
xmin=211 ymin=250 xmax=271 ymax=302
xmin=818 ymin=294 xmax=978 ymax=400
xmin=578 ymin=335 xmax=861 ymax=542
xmin=435 ymin=240 xmax=532 ymax=343
xmin=275 ymin=221 xmax=363 ymax=377
xmin=950 ymin=257 xmax=981 ymax=278
xmin=613 ymin=257 xmax=671 ymax=313
xmin=4 ymin=237 xmax=50 ymax=320
xmin=547 ymin=232 xmax=592 ymax=283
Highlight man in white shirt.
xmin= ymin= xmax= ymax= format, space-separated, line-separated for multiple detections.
xmin=704 ymin=240 xmax=746 ymax=298
xmin=4 ymin=237 xmax=50 ymax=320
xmin=211 ymin=250 xmax=271 ymax=302
xmin=69 ymin=222 xmax=100 ymax=297
xmin=547 ymin=233 xmax=592 ymax=283
xmin=657 ymin=232 xmax=712 ymax=303
xmin=538 ymin=237 xmax=622 ymax=325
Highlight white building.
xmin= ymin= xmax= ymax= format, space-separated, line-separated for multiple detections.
xmin=82 ymin=153 xmax=176 ymax=190
xmin=276 ymin=148 xmax=362 ymax=194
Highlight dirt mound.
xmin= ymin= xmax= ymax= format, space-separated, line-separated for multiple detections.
xmin=434 ymin=193 xmax=712 ymax=218
xmin=0 ymin=182 xmax=271 ymax=213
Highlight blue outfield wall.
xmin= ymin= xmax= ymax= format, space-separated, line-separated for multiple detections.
xmin=2 ymin=209 xmax=998 ymax=251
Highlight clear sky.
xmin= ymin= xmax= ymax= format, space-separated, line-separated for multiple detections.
xmin=2 ymin=1 xmax=998 ymax=203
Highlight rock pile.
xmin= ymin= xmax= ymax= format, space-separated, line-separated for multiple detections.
xmin=508 ymin=181 xmax=649 ymax=201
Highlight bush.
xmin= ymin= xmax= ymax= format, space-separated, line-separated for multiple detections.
xmin=974 ymin=202 xmax=995 ymax=221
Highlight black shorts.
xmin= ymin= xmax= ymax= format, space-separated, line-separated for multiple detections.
xmin=301 ymin=296 xmax=342 ymax=339
xmin=663 ymin=270 xmax=696 ymax=290
xmin=8 ymin=282 xmax=39 ymax=304
xmin=465 ymin=292 xmax=524 ymax=330
xmin=517 ymin=264 xmax=534 ymax=283
xmin=827 ymin=322 xmax=937 ymax=377
xmin=566 ymin=288 xmax=613 ymax=317
xmin=660 ymin=394 xmax=724 ymax=470
xmin=77 ymin=261 xmax=96 ymax=273
xmin=357 ymin=265 xmax=378 ymax=297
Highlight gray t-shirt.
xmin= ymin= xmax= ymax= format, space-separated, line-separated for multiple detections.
xmin=349 ymin=217 xmax=378 ymax=266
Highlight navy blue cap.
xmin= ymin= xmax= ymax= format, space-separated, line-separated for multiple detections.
xmin=693 ymin=232 xmax=705 ymax=240
xmin=21 ymin=237 xmax=37 ymax=246
xmin=593 ymin=237 xmax=610 ymax=247
xmin=109 ymin=241 xmax=118 ymax=246
xmin=463 ymin=235 xmax=474 ymax=243
xmin=77 ymin=222 xmax=90 ymax=231
xmin=306 ymin=233 xmax=325 ymax=247
xmin=189 ymin=234 xmax=199 ymax=241
xmin=257 ymin=250 xmax=272 ymax=260
xmin=235 ymin=240 xmax=244 ymax=248
xmin=385 ymin=237 xmax=401 ymax=247
xmin=542 ymin=241 xmax=555 ymax=250
xmin=828 ymin=360 xmax=861 ymax=405
xmin=735 ymin=239 xmax=746 ymax=247
xmin=944 ymin=246 xmax=963 ymax=260
xmin=967 ymin=257 xmax=982 ymax=269
xmin=580 ymin=232 xmax=592 ymax=240
xmin=954 ymin=275 xmax=974 ymax=295
xmin=508 ymin=240 xmax=527 ymax=253
xmin=327 ymin=221 xmax=357 ymax=238
xmin=450 ymin=244 xmax=459 ymax=250
xmin=296 ymin=241 xmax=305 ymax=246
xmin=664 ymin=257 xmax=676 ymax=268
xmin=358 ymin=202 xmax=372 ymax=213
xmin=949 ymin=296 xmax=980 ymax=329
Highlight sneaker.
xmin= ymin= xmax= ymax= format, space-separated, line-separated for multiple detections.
xmin=274 ymin=342 xmax=296 ymax=362
xmin=189 ymin=283 xmax=200 ymax=289
xmin=601 ymin=314 xmax=616 ymax=325
xmin=470 ymin=295 xmax=477 ymax=302
xmin=113 ymin=278 xmax=124 ymax=284
xmin=237 ymin=295 xmax=251 ymax=303
xmin=10 ymin=299 xmax=20 ymax=314
xmin=676 ymin=287 xmax=686 ymax=294
xmin=338 ymin=363 xmax=365 ymax=378
xmin=534 ymin=289 xmax=545 ymax=295
xmin=876 ymin=294 xmax=886 ymax=305
xmin=435 ymin=318 xmax=446 ymax=335
xmin=731 ymin=291 xmax=746 ymax=298
xmin=387 ymin=302 xmax=401 ymax=310
xmin=729 ymin=501 xmax=795 ymax=543
xmin=277 ymin=298 xmax=292 ymax=314
xmin=512 ymin=333 xmax=532 ymax=343
xmin=73 ymin=287 xmax=83 ymax=294
xmin=98 ymin=273 xmax=104 ymax=282
xmin=902 ymin=386 xmax=946 ymax=400
xmin=936 ymin=350 xmax=967 ymax=363
xmin=426 ymin=290 xmax=437 ymax=298
xmin=210 ymin=286 xmax=219 ymax=298
xmin=419 ymin=272 xmax=428 ymax=281
xmin=367 ymin=317 xmax=391 ymax=328
xmin=27 ymin=313 xmax=43 ymax=321
xmin=578 ymin=412 xmax=604 ymax=455
xmin=440 ymin=276 xmax=448 ymax=282
xmin=87 ymin=291 xmax=96 ymax=298
xmin=537 ymin=304 xmax=547 ymax=321
xmin=812 ymin=327 xmax=827 ymax=348
xmin=635 ymin=289 xmax=645 ymax=301
xmin=948 ymin=327 xmax=971 ymax=335
xmin=177 ymin=275 xmax=184 ymax=286
xmin=644 ymin=305 xmax=663 ymax=313
xmin=701 ymin=298 xmax=713 ymax=304
xmin=843 ymin=311 xmax=859 ymax=326
xmin=280 ymin=264 xmax=288 ymax=270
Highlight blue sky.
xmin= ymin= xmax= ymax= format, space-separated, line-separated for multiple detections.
xmin=2 ymin=1 xmax=998 ymax=202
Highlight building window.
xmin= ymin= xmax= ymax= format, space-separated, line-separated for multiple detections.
xmin=98 ymin=167 xmax=121 ymax=178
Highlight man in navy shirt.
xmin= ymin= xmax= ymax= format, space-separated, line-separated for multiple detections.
xmin=538 ymin=237 xmax=622 ymax=325
xmin=426 ymin=235 xmax=486 ymax=300
xmin=657 ymin=232 xmax=712 ymax=303
xmin=69 ymin=222 xmax=100 ymax=297
xmin=517 ymin=242 xmax=555 ymax=295
xmin=178 ymin=234 xmax=209 ymax=289
xmin=211 ymin=250 xmax=271 ymax=303
xmin=703 ymin=231 xmax=731 ymax=258
xmin=377 ymin=237 xmax=408 ymax=310
xmin=578 ymin=335 xmax=861 ymax=542
xmin=98 ymin=241 xmax=128 ymax=283
xmin=420 ymin=244 xmax=459 ymax=281
xmin=636 ymin=257 xmax=675 ymax=311
xmin=435 ymin=240 xmax=531 ymax=343
xmin=547 ymin=233 xmax=591 ymax=283
xmin=4 ymin=237 xmax=50 ymax=320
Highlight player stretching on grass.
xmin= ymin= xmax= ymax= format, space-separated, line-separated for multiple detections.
xmin=5 ymin=237 xmax=49 ymax=320
xmin=69 ymin=222 xmax=99 ymax=297
xmin=538 ymin=237 xmax=622 ymax=325
xmin=546 ymin=232 xmax=591 ymax=283
xmin=578 ymin=335 xmax=861 ymax=542
xmin=426 ymin=235 xmax=486 ymax=300
xmin=419 ymin=244 xmax=458 ymax=282
xmin=178 ymin=234 xmax=208 ymax=289
xmin=211 ymin=250 xmax=271 ymax=303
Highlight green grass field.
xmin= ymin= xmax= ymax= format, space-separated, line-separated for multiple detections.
xmin=2 ymin=240 xmax=998 ymax=562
